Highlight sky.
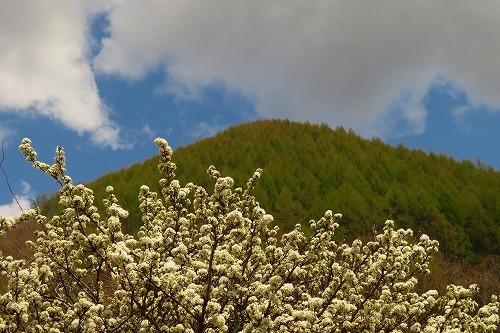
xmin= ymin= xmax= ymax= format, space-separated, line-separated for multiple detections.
xmin=1 ymin=0 xmax=499 ymax=217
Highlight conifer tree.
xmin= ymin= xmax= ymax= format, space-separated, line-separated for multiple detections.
xmin=0 ymin=138 xmax=498 ymax=332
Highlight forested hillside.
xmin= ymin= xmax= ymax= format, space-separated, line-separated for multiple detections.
xmin=39 ymin=119 xmax=499 ymax=262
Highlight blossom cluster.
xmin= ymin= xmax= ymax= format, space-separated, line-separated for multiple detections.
xmin=0 ymin=138 xmax=498 ymax=332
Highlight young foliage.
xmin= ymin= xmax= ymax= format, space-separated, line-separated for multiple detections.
xmin=0 ymin=138 xmax=498 ymax=332
xmin=36 ymin=121 xmax=500 ymax=260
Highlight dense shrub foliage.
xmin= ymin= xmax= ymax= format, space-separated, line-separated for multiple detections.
xmin=39 ymin=120 xmax=500 ymax=261
xmin=0 ymin=138 xmax=498 ymax=332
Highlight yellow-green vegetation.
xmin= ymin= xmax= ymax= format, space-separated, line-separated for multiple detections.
xmin=38 ymin=119 xmax=499 ymax=262
xmin=2 ymin=136 xmax=497 ymax=331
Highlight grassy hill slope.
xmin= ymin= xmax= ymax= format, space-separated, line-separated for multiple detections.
xmin=39 ymin=119 xmax=499 ymax=262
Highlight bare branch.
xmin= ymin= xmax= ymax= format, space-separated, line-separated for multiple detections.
xmin=1 ymin=138 xmax=24 ymax=212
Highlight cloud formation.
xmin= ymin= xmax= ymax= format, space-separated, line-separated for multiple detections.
xmin=0 ymin=1 xmax=123 ymax=149
xmin=2 ymin=1 xmax=498 ymax=144
xmin=0 ymin=196 xmax=31 ymax=218
xmin=0 ymin=181 xmax=32 ymax=218
xmin=0 ymin=125 xmax=15 ymax=143
xmin=95 ymin=0 xmax=500 ymax=138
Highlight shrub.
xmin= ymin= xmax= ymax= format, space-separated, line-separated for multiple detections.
xmin=0 ymin=138 xmax=498 ymax=332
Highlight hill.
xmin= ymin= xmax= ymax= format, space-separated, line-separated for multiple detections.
xmin=38 ymin=119 xmax=499 ymax=262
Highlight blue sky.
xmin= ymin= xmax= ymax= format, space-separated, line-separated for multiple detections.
xmin=1 ymin=1 xmax=499 ymax=217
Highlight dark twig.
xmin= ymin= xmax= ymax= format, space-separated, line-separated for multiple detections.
xmin=1 ymin=138 xmax=36 ymax=257
xmin=1 ymin=138 xmax=24 ymax=213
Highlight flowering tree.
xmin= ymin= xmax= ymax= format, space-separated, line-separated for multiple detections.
xmin=0 ymin=138 xmax=498 ymax=332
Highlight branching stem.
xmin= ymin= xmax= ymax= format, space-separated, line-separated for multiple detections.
xmin=1 ymin=138 xmax=24 ymax=213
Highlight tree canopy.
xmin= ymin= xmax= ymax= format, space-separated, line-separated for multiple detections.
xmin=0 ymin=137 xmax=498 ymax=332
xmin=39 ymin=120 xmax=500 ymax=262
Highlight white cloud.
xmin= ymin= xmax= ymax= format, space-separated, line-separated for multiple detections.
xmin=188 ymin=122 xmax=225 ymax=140
xmin=0 ymin=125 xmax=15 ymax=143
xmin=141 ymin=124 xmax=156 ymax=141
xmin=0 ymin=180 xmax=34 ymax=218
xmin=451 ymin=105 xmax=472 ymax=132
xmin=95 ymin=0 xmax=500 ymax=138
xmin=20 ymin=181 xmax=33 ymax=197
xmin=0 ymin=196 xmax=31 ymax=218
xmin=0 ymin=1 xmax=125 ymax=149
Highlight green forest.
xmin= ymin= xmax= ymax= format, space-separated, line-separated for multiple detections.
xmin=38 ymin=119 xmax=499 ymax=263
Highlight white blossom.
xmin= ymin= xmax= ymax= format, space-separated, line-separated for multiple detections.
xmin=0 ymin=137 xmax=497 ymax=332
